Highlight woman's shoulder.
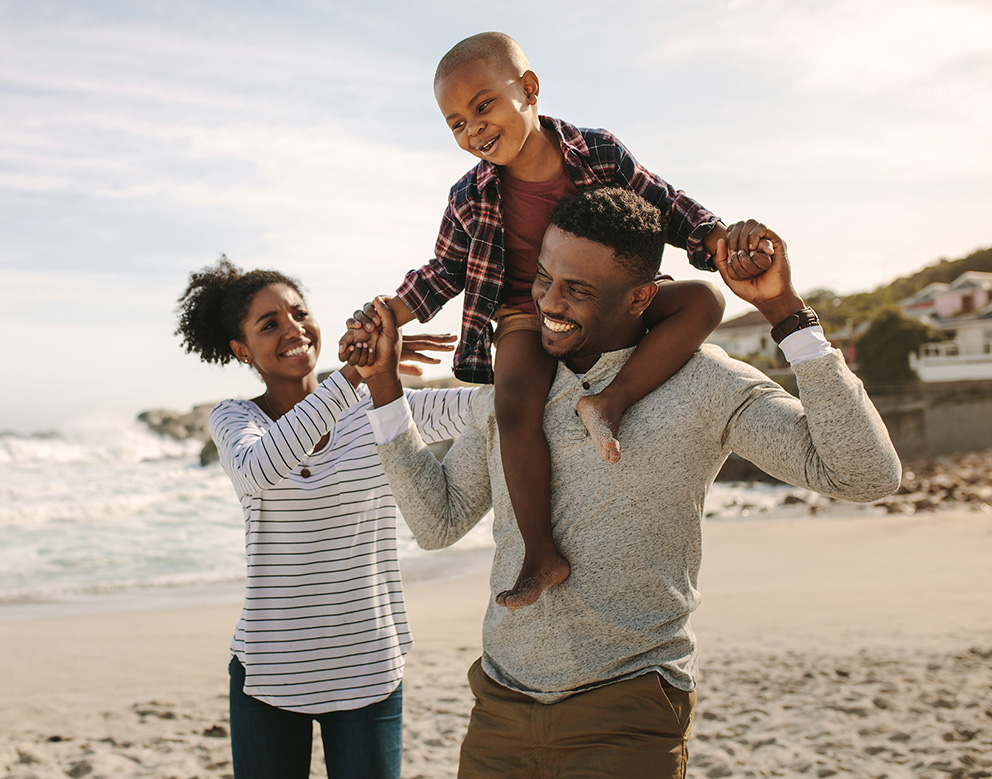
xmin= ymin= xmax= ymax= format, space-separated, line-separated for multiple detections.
xmin=208 ymin=397 xmax=266 ymax=430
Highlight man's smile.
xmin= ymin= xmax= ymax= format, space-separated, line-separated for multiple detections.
xmin=542 ymin=315 xmax=577 ymax=333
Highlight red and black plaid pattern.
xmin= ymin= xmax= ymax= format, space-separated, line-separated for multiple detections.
xmin=396 ymin=116 xmax=719 ymax=384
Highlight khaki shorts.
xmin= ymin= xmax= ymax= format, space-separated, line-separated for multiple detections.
xmin=458 ymin=658 xmax=695 ymax=779
xmin=492 ymin=304 xmax=541 ymax=350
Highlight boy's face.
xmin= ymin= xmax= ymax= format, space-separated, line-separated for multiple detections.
xmin=434 ymin=58 xmax=540 ymax=168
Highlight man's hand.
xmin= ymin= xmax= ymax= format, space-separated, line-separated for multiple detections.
xmin=353 ymin=297 xmax=403 ymax=406
xmin=338 ymin=296 xmax=418 ymax=366
xmin=714 ymin=220 xmax=806 ymax=325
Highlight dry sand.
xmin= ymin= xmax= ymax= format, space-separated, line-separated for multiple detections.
xmin=1 ymin=509 xmax=990 ymax=778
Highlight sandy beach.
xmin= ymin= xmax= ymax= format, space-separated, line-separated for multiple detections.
xmin=2 ymin=508 xmax=990 ymax=779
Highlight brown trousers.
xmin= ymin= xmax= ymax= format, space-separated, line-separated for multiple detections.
xmin=458 ymin=658 xmax=695 ymax=779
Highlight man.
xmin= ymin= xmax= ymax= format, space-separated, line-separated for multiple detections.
xmin=356 ymin=188 xmax=901 ymax=778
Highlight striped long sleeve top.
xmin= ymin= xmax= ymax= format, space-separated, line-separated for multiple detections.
xmin=209 ymin=370 xmax=475 ymax=714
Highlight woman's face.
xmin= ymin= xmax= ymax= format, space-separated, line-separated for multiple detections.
xmin=232 ymin=283 xmax=320 ymax=382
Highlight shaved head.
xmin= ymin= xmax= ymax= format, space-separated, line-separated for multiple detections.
xmin=434 ymin=32 xmax=531 ymax=87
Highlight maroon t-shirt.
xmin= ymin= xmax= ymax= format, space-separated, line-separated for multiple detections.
xmin=498 ymin=166 xmax=577 ymax=314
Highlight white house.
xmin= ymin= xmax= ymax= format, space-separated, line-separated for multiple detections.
xmin=706 ymin=309 xmax=780 ymax=362
xmin=902 ymin=271 xmax=992 ymax=382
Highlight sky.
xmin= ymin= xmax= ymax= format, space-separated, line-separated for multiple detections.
xmin=1 ymin=0 xmax=990 ymax=433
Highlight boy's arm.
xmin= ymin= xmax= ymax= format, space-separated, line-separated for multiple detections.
xmin=620 ymin=278 xmax=726 ymax=405
xmin=599 ymin=130 xmax=772 ymax=276
xmin=395 ymin=197 xmax=472 ymax=322
xmin=605 ymin=131 xmax=720 ymax=270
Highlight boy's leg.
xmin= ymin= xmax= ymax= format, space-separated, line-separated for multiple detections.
xmin=493 ymin=325 xmax=568 ymax=609
xmin=229 ymin=656 xmax=313 ymax=779
xmin=578 ymin=279 xmax=724 ymax=462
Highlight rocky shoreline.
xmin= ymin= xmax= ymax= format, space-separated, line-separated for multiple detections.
xmin=136 ymin=405 xmax=992 ymax=515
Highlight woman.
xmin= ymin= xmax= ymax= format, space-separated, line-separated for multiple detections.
xmin=175 ymin=258 xmax=474 ymax=778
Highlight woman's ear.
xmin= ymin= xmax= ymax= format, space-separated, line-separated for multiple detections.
xmin=230 ymin=340 xmax=251 ymax=365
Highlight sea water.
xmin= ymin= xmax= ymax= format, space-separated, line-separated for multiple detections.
xmin=0 ymin=421 xmax=804 ymax=612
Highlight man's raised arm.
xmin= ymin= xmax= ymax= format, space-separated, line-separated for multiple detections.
xmin=709 ymin=222 xmax=902 ymax=501
xmin=355 ymin=298 xmax=494 ymax=550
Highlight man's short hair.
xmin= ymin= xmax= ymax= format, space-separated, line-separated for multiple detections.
xmin=548 ymin=188 xmax=667 ymax=282
xmin=434 ymin=32 xmax=530 ymax=87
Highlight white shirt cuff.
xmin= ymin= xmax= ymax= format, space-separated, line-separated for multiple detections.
xmin=779 ymin=325 xmax=834 ymax=365
xmin=366 ymin=395 xmax=414 ymax=445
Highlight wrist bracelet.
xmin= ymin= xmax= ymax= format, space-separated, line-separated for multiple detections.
xmin=770 ymin=306 xmax=819 ymax=344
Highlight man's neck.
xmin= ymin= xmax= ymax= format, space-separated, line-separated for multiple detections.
xmin=564 ymin=325 xmax=646 ymax=374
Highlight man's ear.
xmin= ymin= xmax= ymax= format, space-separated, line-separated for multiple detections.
xmin=521 ymin=70 xmax=539 ymax=104
xmin=230 ymin=340 xmax=251 ymax=365
xmin=628 ymin=281 xmax=658 ymax=316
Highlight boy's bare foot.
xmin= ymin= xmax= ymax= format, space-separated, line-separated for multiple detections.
xmin=495 ymin=549 xmax=570 ymax=609
xmin=576 ymin=393 xmax=622 ymax=463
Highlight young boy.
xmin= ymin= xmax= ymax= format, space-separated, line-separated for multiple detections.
xmin=341 ymin=32 xmax=771 ymax=610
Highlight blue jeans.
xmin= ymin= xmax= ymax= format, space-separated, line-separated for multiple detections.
xmin=228 ymin=656 xmax=403 ymax=779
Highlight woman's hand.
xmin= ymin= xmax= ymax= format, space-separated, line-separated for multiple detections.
xmin=398 ymin=333 xmax=457 ymax=377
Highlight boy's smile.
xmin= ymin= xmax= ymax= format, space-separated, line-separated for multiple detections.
xmin=435 ymin=58 xmax=559 ymax=182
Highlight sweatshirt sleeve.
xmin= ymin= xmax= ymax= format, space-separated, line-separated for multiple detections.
xmin=208 ymin=371 xmax=361 ymax=496
xmin=711 ymin=348 xmax=902 ymax=502
xmin=376 ymin=392 xmax=493 ymax=550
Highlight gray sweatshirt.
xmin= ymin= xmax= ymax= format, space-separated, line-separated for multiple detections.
xmin=378 ymin=345 xmax=901 ymax=703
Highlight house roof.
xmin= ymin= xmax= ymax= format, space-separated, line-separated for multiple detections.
xmin=715 ymin=309 xmax=767 ymax=330
xmin=948 ymin=271 xmax=992 ymax=291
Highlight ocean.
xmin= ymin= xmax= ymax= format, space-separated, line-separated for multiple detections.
xmin=0 ymin=420 xmax=813 ymax=617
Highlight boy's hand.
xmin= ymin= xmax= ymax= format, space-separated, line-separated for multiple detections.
xmin=708 ymin=222 xmax=774 ymax=281
xmin=714 ymin=220 xmax=805 ymax=325
xmin=339 ymin=298 xmax=384 ymax=365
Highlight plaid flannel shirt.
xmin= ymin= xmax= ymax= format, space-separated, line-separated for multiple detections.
xmin=396 ymin=116 xmax=720 ymax=384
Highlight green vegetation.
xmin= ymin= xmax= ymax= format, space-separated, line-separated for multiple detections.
xmin=804 ymin=245 xmax=992 ymax=335
xmin=854 ymin=307 xmax=946 ymax=385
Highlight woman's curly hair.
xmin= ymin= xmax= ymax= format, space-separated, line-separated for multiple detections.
xmin=175 ymin=256 xmax=304 ymax=365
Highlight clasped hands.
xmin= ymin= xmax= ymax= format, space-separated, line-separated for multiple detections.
xmin=338 ymin=296 xmax=446 ymax=379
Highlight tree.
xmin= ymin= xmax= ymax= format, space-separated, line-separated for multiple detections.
xmin=855 ymin=307 xmax=945 ymax=386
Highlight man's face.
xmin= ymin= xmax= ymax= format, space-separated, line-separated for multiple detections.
xmin=532 ymin=226 xmax=650 ymax=371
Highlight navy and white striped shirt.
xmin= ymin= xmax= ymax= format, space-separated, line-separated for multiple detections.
xmin=209 ymin=370 xmax=475 ymax=713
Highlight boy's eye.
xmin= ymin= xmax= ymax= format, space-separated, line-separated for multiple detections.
xmin=477 ymin=100 xmax=492 ymax=112
xmin=451 ymin=120 xmax=465 ymax=131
